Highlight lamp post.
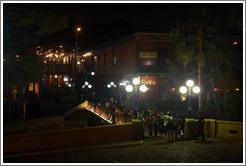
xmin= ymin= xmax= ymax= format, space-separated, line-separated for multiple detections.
xmin=75 ymin=27 xmax=81 ymax=74
xmin=107 ymin=81 xmax=117 ymax=99
xmin=82 ymin=81 xmax=92 ymax=101
xmin=125 ymin=77 xmax=148 ymax=109
xmin=180 ymin=80 xmax=200 ymax=117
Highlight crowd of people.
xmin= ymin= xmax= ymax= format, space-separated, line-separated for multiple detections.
xmin=98 ymin=98 xmax=187 ymax=142
xmin=145 ymin=110 xmax=186 ymax=141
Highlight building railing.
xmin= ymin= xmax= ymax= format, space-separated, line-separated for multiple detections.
xmin=82 ymin=101 xmax=126 ymax=125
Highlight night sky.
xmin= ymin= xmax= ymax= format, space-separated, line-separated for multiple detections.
xmin=4 ymin=3 xmax=242 ymax=51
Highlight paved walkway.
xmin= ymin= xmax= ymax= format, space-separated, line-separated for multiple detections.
xmin=4 ymin=135 xmax=243 ymax=163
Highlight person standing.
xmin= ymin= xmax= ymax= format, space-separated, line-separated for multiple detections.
xmin=163 ymin=114 xmax=168 ymax=138
xmin=166 ymin=112 xmax=176 ymax=142
xmin=154 ymin=115 xmax=159 ymax=137
xmin=147 ymin=114 xmax=155 ymax=137
xmin=158 ymin=112 xmax=165 ymax=137
xmin=196 ymin=112 xmax=205 ymax=140
xmin=137 ymin=110 xmax=145 ymax=139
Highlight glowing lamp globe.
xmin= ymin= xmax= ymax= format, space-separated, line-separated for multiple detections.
xmin=186 ymin=80 xmax=194 ymax=87
xmin=132 ymin=77 xmax=140 ymax=85
xmin=180 ymin=86 xmax=188 ymax=94
xmin=139 ymin=85 xmax=148 ymax=93
xmin=192 ymin=86 xmax=200 ymax=94
xmin=125 ymin=85 xmax=133 ymax=92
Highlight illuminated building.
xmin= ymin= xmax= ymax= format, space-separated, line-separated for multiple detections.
xmin=82 ymin=33 xmax=177 ymax=104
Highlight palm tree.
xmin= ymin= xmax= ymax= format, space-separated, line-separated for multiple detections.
xmin=170 ymin=7 xmax=215 ymax=112
xmin=170 ymin=5 xmax=243 ymax=119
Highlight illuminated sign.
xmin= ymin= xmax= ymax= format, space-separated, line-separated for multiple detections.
xmin=140 ymin=52 xmax=157 ymax=58
xmin=141 ymin=80 xmax=156 ymax=86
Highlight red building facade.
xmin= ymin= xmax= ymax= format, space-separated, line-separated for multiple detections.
xmin=82 ymin=33 xmax=177 ymax=105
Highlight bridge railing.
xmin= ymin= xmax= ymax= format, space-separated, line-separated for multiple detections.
xmin=82 ymin=101 xmax=126 ymax=125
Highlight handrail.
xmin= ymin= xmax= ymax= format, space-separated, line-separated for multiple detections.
xmin=82 ymin=101 xmax=126 ymax=124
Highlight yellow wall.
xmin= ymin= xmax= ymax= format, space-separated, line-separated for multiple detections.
xmin=4 ymin=121 xmax=142 ymax=155
xmin=185 ymin=119 xmax=243 ymax=140
xmin=216 ymin=120 xmax=243 ymax=140
xmin=204 ymin=119 xmax=216 ymax=138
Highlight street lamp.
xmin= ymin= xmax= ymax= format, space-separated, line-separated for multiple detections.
xmin=180 ymin=80 xmax=200 ymax=117
xmin=125 ymin=77 xmax=148 ymax=109
xmin=82 ymin=81 xmax=92 ymax=100
xmin=75 ymin=26 xmax=82 ymax=74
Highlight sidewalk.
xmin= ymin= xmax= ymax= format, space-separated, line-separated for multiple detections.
xmin=4 ymin=134 xmax=243 ymax=163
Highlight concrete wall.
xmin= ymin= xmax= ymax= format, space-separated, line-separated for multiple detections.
xmin=4 ymin=103 xmax=89 ymax=135
xmin=4 ymin=120 xmax=142 ymax=155
xmin=3 ymin=116 xmax=65 ymax=135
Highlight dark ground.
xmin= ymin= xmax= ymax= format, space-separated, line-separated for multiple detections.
xmin=4 ymin=133 xmax=243 ymax=163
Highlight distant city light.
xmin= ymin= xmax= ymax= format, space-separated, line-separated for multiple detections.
xmin=235 ymin=88 xmax=239 ymax=92
xmin=82 ymin=85 xmax=85 ymax=88
xmin=77 ymin=27 xmax=82 ymax=31
xmin=181 ymin=95 xmax=186 ymax=101
xmin=77 ymin=61 xmax=80 ymax=64
xmin=16 ymin=55 xmax=19 ymax=58
xmin=88 ymin=85 xmax=92 ymax=88
xmin=91 ymin=72 xmax=95 ymax=76
xmin=85 ymin=81 xmax=89 ymax=86
xmin=54 ymin=75 xmax=58 ymax=78
xmin=107 ymin=84 xmax=111 ymax=88
xmin=64 ymin=77 xmax=68 ymax=82
xmin=83 ymin=52 xmax=92 ymax=57
xmin=68 ymin=84 xmax=72 ymax=87
xmin=110 ymin=82 xmax=114 ymax=86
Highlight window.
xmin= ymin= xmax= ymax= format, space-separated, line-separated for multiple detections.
xmin=104 ymin=52 xmax=106 ymax=68
xmin=91 ymin=55 xmax=94 ymax=69
xmin=97 ymin=54 xmax=100 ymax=68
xmin=157 ymin=48 xmax=167 ymax=67
xmin=113 ymin=48 xmax=116 ymax=66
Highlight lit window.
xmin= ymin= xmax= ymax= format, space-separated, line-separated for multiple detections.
xmin=104 ymin=52 xmax=106 ymax=68
xmin=97 ymin=54 xmax=100 ymax=68
xmin=113 ymin=48 xmax=116 ymax=66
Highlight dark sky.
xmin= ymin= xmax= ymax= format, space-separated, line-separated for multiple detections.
xmin=4 ymin=3 xmax=243 ymax=51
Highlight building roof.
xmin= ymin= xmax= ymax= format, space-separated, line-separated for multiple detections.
xmin=81 ymin=32 xmax=172 ymax=54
